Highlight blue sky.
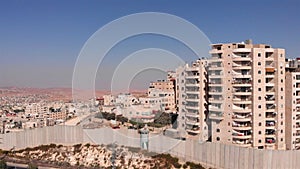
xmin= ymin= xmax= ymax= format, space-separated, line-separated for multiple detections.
xmin=0 ymin=0 xmax=299 ymax=89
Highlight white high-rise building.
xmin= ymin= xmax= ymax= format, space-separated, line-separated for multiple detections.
xmin=176 ymin=59 xmax=209 ymax=141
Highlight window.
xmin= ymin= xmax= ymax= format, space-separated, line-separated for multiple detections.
xmin=281 ymin=88 xmax=283 ymax=91
xmin=258 ymin=53 xmax=261 ymax=57
xmin=259 ymin=131 xmax=261 ymax=134
xmin=216 ymin=137 xmax=220 ymax=141
xmin=259 ymin=139 xmax=262 ymax=143
xmin=281 ymin=138 xmax=284 ymax=141
xmin=258 ymin=70 xmax=261 ymax=74
xmin=258 ymin=62 xmax=261 ymax=66
xmin=258 ymin=88 xmax=261 ymax=91
xmin=258 ymin=79 xmax=261 ymax=83
xmin=259 ymin=122 xmax=262 ymax=126
xmin=258 ymin=105 xmax=261 ymax=108
xmin=216 ymin=129 xmax=220 ymax=132
xmin=281 ymin=130 xmax=283 ymax=133
xmin=258 ymin=96 xmax=261 ymax=100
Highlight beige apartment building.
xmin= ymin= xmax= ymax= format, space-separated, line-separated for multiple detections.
xmin=148 ymin=80 xmax=176 ymax=112
xmin=285 ymin=67 xmax=300 ymax=150
xmin=176 ymin=60 xmax=208 ymax=141
xmin=208 ymin=40 xmax=286 ymax=150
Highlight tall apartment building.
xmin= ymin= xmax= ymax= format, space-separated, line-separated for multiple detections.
xmin=285 ymin=67 xmax=300 ymax=150
xmin=176 ymin=60 xmax=208 ymax=141
xmin=208 ymin=41 xmax=286 ymax=150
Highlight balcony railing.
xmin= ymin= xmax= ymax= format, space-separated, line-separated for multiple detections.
xmin=266 ymin=138 xmax=275 ymax=144
xmin=232 ymin=114 xmax=251 ymax=119
xmin=266 ymin=121 xmax=275 ymax=126
xmin=232 ymin=79 xmax=252 ymax=84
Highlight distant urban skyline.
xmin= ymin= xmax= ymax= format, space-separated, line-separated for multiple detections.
xmin=0 ymin=0 xmax=299 ymax=89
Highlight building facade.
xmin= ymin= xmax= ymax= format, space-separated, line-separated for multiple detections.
xmin=208 ymin=41 xmax=286 ymax=150
xmin=285 ymin=67 xmax=300 ymax=150
xmin=176 ymin=59 xmax=209 ymax=141
xmin=148 ymin=80 xmax=176 ymax=112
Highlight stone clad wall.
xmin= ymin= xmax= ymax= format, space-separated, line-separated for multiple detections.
xmin=1 ymin=126 xmax=300 ymax=169
xmin=0 ymin=126 xmax=84 ymax=150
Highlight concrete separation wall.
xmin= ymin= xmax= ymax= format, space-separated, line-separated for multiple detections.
xmin=1 ymin=126 xmax=300 ymax=169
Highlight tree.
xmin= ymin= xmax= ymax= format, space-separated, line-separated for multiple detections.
xmin=0 ymin=160 xmax=7 ymax=169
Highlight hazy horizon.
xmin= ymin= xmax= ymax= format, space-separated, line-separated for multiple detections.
xmin=1 ymin=0 xmax=299 ymax=89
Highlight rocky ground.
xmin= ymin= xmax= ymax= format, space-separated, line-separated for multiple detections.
xmin=0 ymin=143 xmax=208 ymax=169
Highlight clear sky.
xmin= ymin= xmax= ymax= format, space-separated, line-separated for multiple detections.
xmin=0 ymin=0 xmax=299 ymax=89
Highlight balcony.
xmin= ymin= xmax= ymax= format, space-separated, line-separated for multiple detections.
xmin=186 ymin=74 xmax=200 ymax=79
xmin=233 ymin=48 xmax=251 ymax=53
xmin=265 ymin=48 xmax=274 ymax=53
xmin=209 ymin=70 xmax=222 ymax=75
xmin=232 ymin=98 xmax=252 ymax=104
xmin=232 ymin=134 xmax=252 ymax=139
xmin=265 ymin=95 xmax=275 ymax=101
xmin=208 ymin=78 xmax=222 ymax=86
xmin=266 ymin=88 xmax=275 ymax=94
xmin=265 ymin=67 xmax=275 ymax=73
xmin=232 ymin=125 xmax=252 ymax=131
xmin=185 ymin=90 xmax=199 ymax=95
xmin=186 ymin=98 xmax=199 ymax=102
xmin=209 ymin=112 xmax=223 ymax=121
xmin=266 ymin=104 xmax=276 ymax=110
xmin=186 ymin=66 xmax=199 ymax=72
xmin=232 ymin=106 xmax=252 ymax=113
xmin=233 ymin=88 xmax=252 ymax=95
xmin=186 ymin=119 xmax=200 ymax=126
xmin=265 ymin=72 xmax=275 ymax=78
xmin=232 ymin=139 xmax=252 ymax=147
xmin=265 ymin=138 xmax=276 ymax=144
xmin=185 ymin=105 xmax=200 ymax=111
xmin=209 ymin=105 xmax=222 ymax=112
xmin=186 ymin=83 xmax=199 ymax=87
xmin=265 ymin=129 xmax=276 ymax=138
xmin=208 ymin=97 xmax=223 ymax=103
xmin=186 ymin=125 xmax=201 ymax=134
xmin=232 ymin=114 xmax=252 ymax=122
xmin=209 ymin=63 xmax=223 ymax=70
xmin=186 ymin=129 xmax=201 ymax=134
xmin=186 ymin=112 xmax=199 ymax=118
xmin=209 ymin=89 xmax=223 ymax=95
xmin=232 ymin=79 xmax=252 ymax=87
xmin=210 ymin=48 xmax=223 ymax=54
xmin=232 ymin=62 xmax=252 ymax=70
xmin=232 ymin=73 xmax=251 ymax=79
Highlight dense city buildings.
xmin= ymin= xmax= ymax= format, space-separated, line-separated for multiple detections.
xmin=2 ymin=40 xmax=300 ymax=152
xmin=208 ymin=40 xmax=286 ymax=150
